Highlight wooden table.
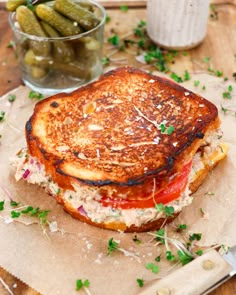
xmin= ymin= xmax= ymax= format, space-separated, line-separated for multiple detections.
xmin=0 ymin=1 xmax=236 ymax=294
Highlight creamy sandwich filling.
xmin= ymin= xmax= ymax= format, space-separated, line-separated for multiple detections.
xmin=11 ymin=130 xmax=227 ymax=227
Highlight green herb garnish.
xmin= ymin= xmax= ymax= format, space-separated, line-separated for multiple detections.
xmin=166 ymin=251 xmax=176 ymax=262
xmin=28 ymin=91 xmax=44 ymax=100
xmin=146 ymin=262 xmax=159 ymax=273
xmin=120 ymin=5 xmax=128 ymax=12
xmin=136 ymin=278 xmax=144 ymax=287
xmin=108 ymin=35 xmax=120 ymax=46
xmin=107 ymin=238 xmax=119 ymax=255
xmin=76 ymin=279 xmax=90 ymax=291
xmin=0 ymin=111 xmax=6 ymax=122
xmin=8 ymin=94 xmax=16 ymax=102
xmin=0 ymin=201 xmax=5 ymax=211
xmin=177 ymin=250 xmax=194 ymax=265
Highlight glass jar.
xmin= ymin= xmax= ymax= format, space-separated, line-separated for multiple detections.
xmin=9 ymin=0 xmax=106 ymax=95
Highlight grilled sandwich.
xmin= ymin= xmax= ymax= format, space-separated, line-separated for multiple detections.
xmin=13 ymin=67 xmax=228 ymax=232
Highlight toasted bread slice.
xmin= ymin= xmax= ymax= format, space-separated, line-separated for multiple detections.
xmin=26 ymin=67 xmax=219 ymax=190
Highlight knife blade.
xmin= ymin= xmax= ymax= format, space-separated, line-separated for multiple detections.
xmin=138 ymin=246 xmax=236 ymax=295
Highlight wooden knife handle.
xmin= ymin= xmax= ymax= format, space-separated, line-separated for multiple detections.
xmin=138 ymin=250 xmax=233 ymax=295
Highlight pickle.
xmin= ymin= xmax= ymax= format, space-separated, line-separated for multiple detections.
xmin=6 ymin=0 xmax=26 ymax=12
xmin=35 ymin=4 xmax=82 ymax=36
xmin=16 ymin=5 xmax=51 ymax=56
xmin=30 ymin=66 xmax=48 ymax=79
xmin=24 ymin=48 xmax=90 ymax=79
xmin=41 ymin=21 xmax=75 ymax=62
xmin=54 ymin=0 xmax=99 ymax=31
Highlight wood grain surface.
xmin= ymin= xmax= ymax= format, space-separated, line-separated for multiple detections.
xmin=0 ymin=1 xmax=236 ymax=294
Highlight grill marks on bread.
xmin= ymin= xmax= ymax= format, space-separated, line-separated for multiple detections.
xmin=26 ymin=67 xmax=219 ymax=186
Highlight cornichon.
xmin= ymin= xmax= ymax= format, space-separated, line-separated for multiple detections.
xmin=54 ymin=0 xmax=99 ymax=31
xmin=30 ymin=66 xmax=48 ymax=79
xmin=35 ymin=4 xmax=82 ymax=36
xmin=16 ymin=5 xmax=51 ymax=56
xmin=24 ymin=49 xmax=90 ymax=79
xmin=6 ymin=0 xmax=26 ymax=11
xmin=41 ymin=21 xmax=75 ymax=62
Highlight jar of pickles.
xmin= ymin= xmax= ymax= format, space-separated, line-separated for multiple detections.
xmin=8 ymin=0 xmax=106 ymax=95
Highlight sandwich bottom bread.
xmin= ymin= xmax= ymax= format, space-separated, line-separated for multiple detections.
xmin=12 ymin=67 xmax=228 ymax=232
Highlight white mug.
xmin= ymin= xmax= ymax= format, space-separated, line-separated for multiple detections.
xmin=147 ymin=0 xmax=210 ymax=50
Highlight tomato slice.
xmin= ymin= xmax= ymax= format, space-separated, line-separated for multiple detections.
xmin=100 ymin=162 xmax=192 ymax=209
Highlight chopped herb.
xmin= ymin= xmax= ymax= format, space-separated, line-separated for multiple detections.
xmin=120 ymin=5 xmax=128 ymax=12
xmin=222 ymin=91 xmax=232 ymax=99
xmin=11 ymin=211 xmax=21 ymax=218
xmin=10 ymin=200 xmax=20 ymax=207
xmin=166 ymin=251 xmax=176 ymax=262
xmin=105 ymin=15 xmax=111 ymax=23
xmin=38 ymin=210 xmax=51 ymax=224
xmin=155 ymin=255 xmax=161 ymax=262
xmin=170 ymin=72 xmax=183 ymax=83
xmin=0 ymin=200 xmax=5 ymax=211
xmin=203 ymin=57 xmax=210 ymax=63
xmin=154 ymin=228 xmax=165 ymax=244
xmin=21 ymin=206 xmax=34 ymax=214
xmin=7 ymin=41 xmax=15 ymax=48
xmin=194 ymin=80 xmax=200 ymax=87
xmin=108 ymin=35 xmax=120 ymax=46
xmin=76 ymin=279 xmax=90 ymax=291
xmin=136 ymin=278 xmax=144 ymax=287
xmin=133 ymin=235 xmax=142 ymax=244
xmin=0 ymin=111 xmax=6 ymax=122
xmin=176 ymin=223 xmax=187 ymax=232
xmin=102 ymin=57 xmax=110 ymax=65
xmin=202 ymin=85 xmax=206 ymax=91
xmin=145 ymin=262 xmax=159 ymax=274
xmin=195 ymin=249 xmax=203 ymax=256
xmin=166 ymin=126 xmax=175 ymax=135
xmin=210 ymin=4 xmax=218 ymax=20
xmin=183 ymin=70 xmax=191 ymax=81
xmin=107 ymin=237 xmax=119 ymax=255
xmin=215 ymin=70 xmax=223 ymax=77
xmin=144 ymin=48 xmax=168 ymax=72
xmin=28 ymin=91 xmax=44 ymax=100
xmin=177 ymin=250 xmax=194 ymax=265
xmin=26 ymin=0 xmax=34 ymax=11
xmin=8 ymin=94 xmax=16 ymax=102
xmin=189 ymin=233 xmax=202 ymax=242
xmin=156 ymin=203 xmax=174 ymax=216
xmin=228 ymin=85 xmax=233 ymax=92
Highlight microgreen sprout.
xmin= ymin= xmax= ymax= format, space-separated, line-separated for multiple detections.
xmin=136 ymin=278 xmax=144 ymax=287
xmin=8 ymin=94 xmax=16 ymax=102
xmin=107 ymin=237 xmax=119 ymax=255
xmin=107 ymin=237 xmax=140 ymax=262
xmin=76 ymin=279 xmax=90 ymax=294
xmin=0 ymin=111 xmax=6 ymax=122
xmin=28 ymin=90 xmax=44 ymax=100
xmin=120 ymin=5 xmax=128 ymax=12
xmin=155 ymin=203 xmax=175 ymax=217
xmin=145 ymin=262 xmax=159 ymax=273
xmin=0 ymin=201 xmax=5 ymax=211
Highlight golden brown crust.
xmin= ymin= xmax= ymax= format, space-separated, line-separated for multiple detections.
xmin=26 ymin=66 xmax=220 ymax=190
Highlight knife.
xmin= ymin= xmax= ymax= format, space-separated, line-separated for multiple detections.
xmin=138 ymin=246 xmax=236 ymax=295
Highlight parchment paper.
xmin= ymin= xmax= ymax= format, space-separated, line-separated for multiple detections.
xmin=0 ymin=73 xmax=236 ymax=295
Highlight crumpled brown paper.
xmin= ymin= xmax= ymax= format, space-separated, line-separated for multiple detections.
xmin=0 ymin=73 xmax=236 ymax=295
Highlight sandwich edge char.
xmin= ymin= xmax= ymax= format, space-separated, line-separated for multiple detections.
xmin=14 ymin=66 xmax=228 ymax=232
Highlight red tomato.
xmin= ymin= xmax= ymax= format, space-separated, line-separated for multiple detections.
xmin=100 ymin=162 xmax=192 ymax=209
